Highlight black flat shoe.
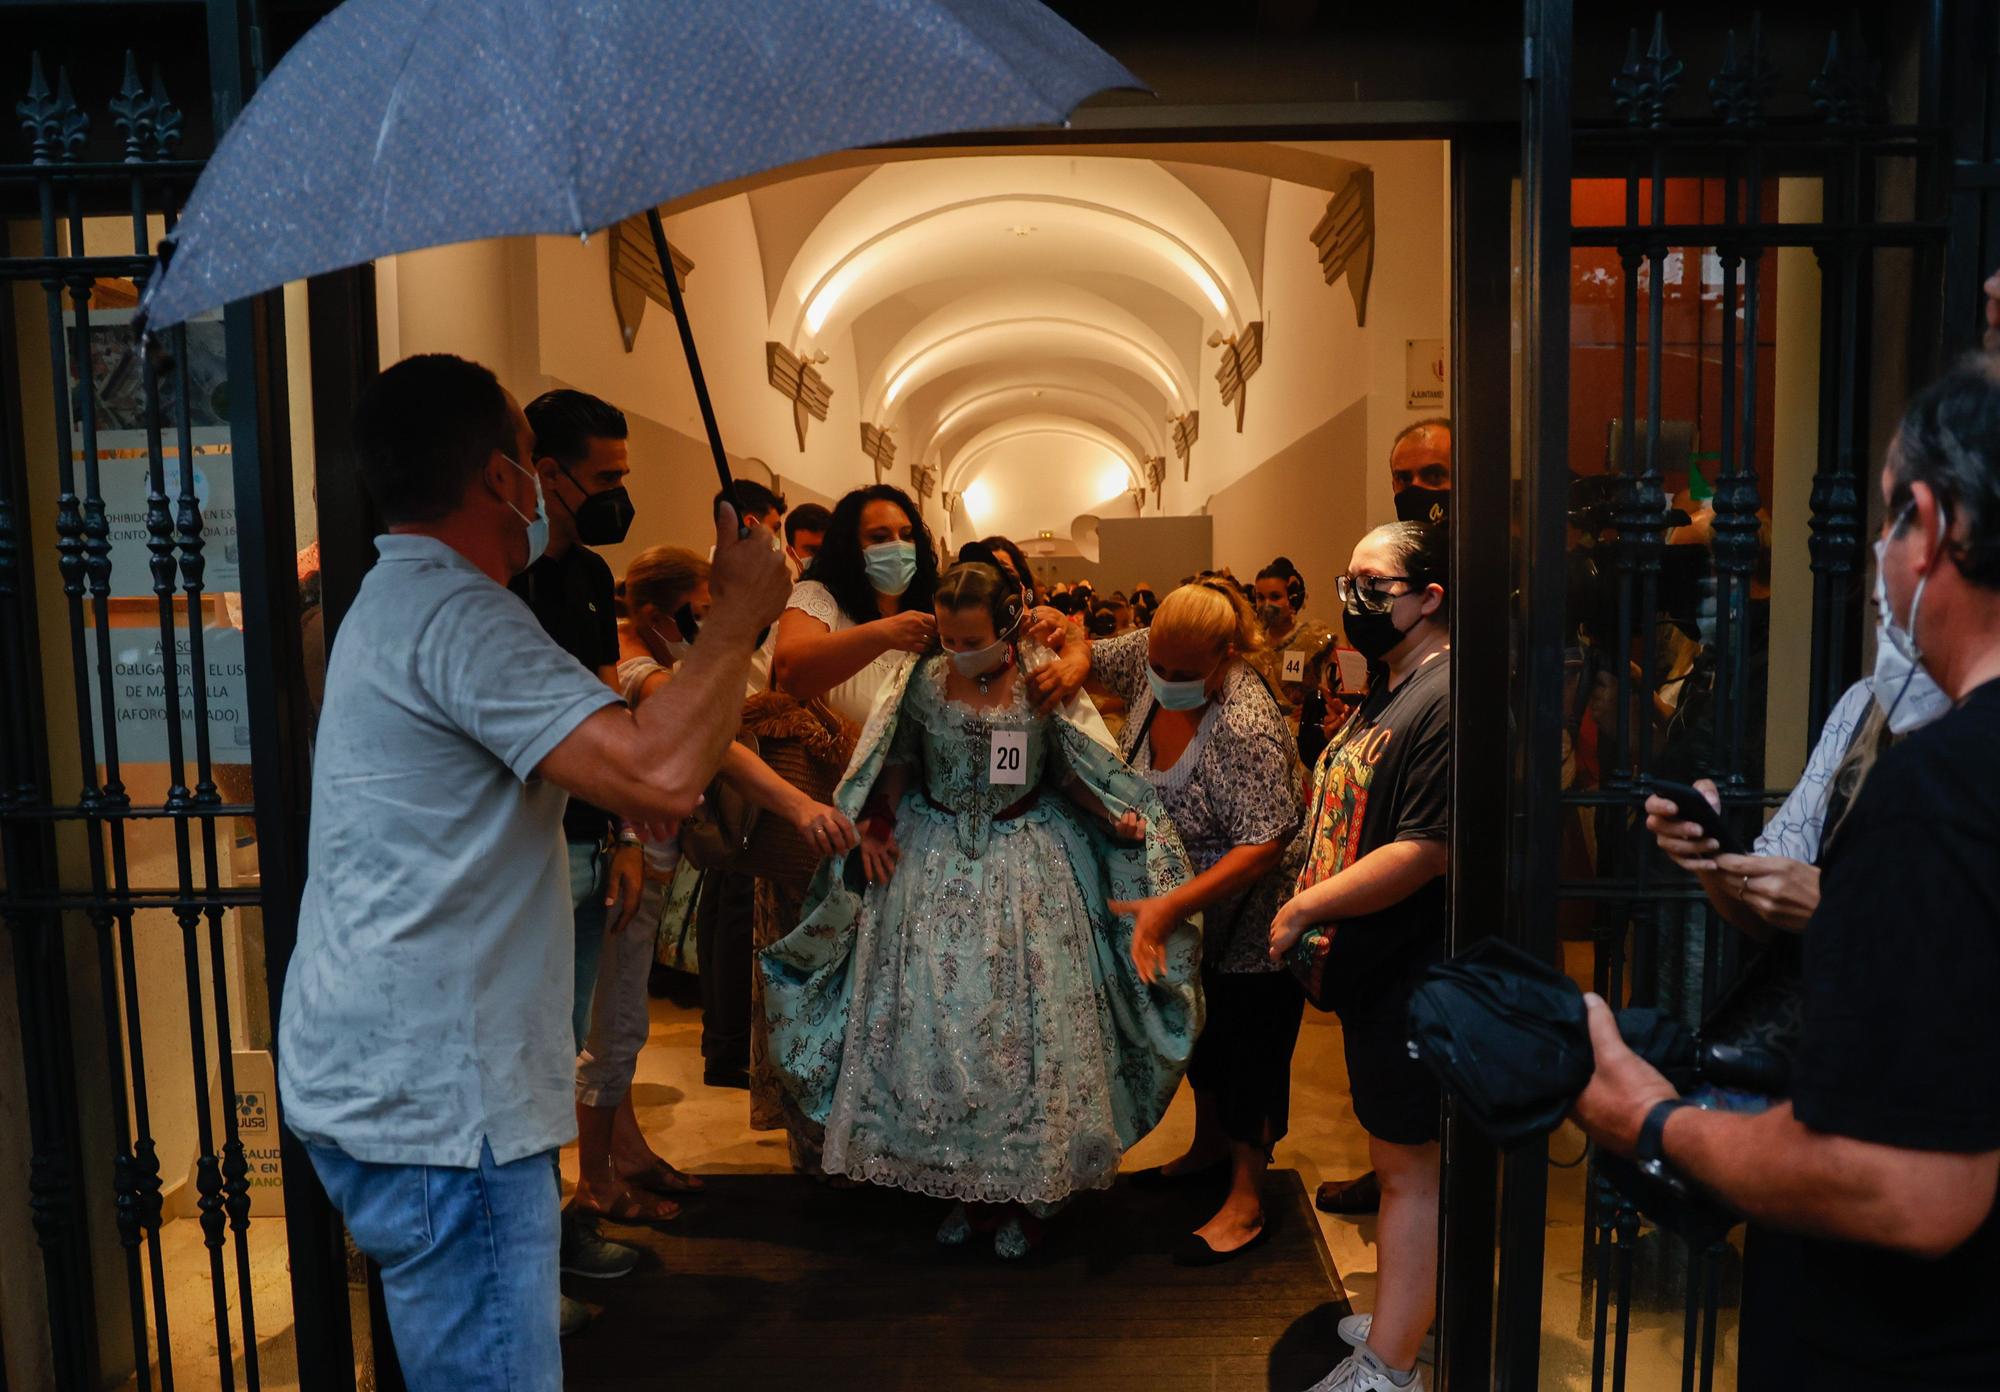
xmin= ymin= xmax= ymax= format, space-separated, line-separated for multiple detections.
xmin=702 ymin=1065 xmax=750 ymax=1090
xmin=1127 ymin=1157 xmax=1231 ymax=1190
xmin=1315 ymin=1170 xmax=1381 ymax=1216
xmin=1171 ymin=1225 xmax=1270 ymax=1267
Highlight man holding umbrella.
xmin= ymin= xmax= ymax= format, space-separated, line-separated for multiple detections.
xmin=278 ymin=354 xmax=792 ymax=1388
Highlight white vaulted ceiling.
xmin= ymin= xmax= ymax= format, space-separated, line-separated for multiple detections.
xmin=686 ymin=143 xmax=1368 ymax=537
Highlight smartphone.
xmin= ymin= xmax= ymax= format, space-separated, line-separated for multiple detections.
xmin=1646 ymin=778 xmax=1746 ymax=856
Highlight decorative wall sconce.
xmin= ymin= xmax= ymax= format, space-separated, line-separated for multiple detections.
xmin=861 ymin=421 xmax=897 ymax=481
xmin=942 ymin=489 xmax=963 ymax=516
xmin=910 ymin=460 xmax=938 ymax=500
xmin=1144 ymin=455 xmax=1166 ymax=508
xmin=1170 ymin=412 xmax=1199 ymax=482
xmin=610 ymin=212 xmax=694 ymax=352
xmin=1311 ymin=167 xmax=1374 ymax=327
xmin=1210 ymin=321 xmax=1264 ymax=433
xmin=767 ymin=342 xmax=832 ymax=451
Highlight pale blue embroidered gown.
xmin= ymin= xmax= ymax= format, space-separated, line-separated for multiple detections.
xmin=762 ymin=652 xmax=1202 ymax=1208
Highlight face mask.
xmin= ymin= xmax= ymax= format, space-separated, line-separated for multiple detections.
xmin=863 ymin=540 xmax=918 ymax=596
xmin=1871 ymin=544 xmax=1951 ymax=734
xmin=1256 ymin=601 xmax=1291 ymax=635
xmin=503 ymin=455 xmax=549 ymax=569
xmin=1148 ymin=667 xmax=1212 ymax=712
xmin=951 ymin=639 xmax=1012 ymax=679
xmin=1343 ymin=597 xmax=1413 ymax=662
xmin=567 ymin=478 xmax=635 ymax=546
xmin=650 ymin=624 xmax=692 ymax=666
xmin=1396 ymin=485 xmax=1451 ymax=526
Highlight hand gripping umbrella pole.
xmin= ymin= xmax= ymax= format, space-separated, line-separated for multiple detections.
xmin=646 ymin=207 xmax=742 ymax=522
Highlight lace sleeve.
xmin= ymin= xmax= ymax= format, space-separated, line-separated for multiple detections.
xmin=786 ymin=579 xmax=843 ymax=631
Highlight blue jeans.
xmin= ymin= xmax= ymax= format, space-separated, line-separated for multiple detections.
xmin=568 ymin=841 xmax=608 ymax=1052
xmin=305 ymin=1138 xmax=561 ymax=1392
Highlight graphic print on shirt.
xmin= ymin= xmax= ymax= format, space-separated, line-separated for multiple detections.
xmin=1300 ymin=715 xmax=1396 ymax=889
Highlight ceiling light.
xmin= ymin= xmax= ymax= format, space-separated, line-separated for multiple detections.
xmin=1096 ymin=461 xmax=1131 ymax=500
xmin=963 ymin=479 xmax=994 ymax=518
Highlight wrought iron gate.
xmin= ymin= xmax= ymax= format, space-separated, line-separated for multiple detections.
xmin=1473 ymin=3 xmax=1996 ymax=1389
xmin=1 ymin=4 xmax=353 ymax=1388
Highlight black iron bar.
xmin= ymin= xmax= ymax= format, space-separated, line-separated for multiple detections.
xmin=19 ymin=53 xmax=107 ymax=1387
xmin=0 ymin=801 xmax=255 ymax=822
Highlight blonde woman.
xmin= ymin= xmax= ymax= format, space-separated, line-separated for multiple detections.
xmin=1031 ymin=578 xmax=1307 ymax=1266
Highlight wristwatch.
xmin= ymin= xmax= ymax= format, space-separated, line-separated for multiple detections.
xmin=1636 ymin=1097 xmax=1693 ymax=1180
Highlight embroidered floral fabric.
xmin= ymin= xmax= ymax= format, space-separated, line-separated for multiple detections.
xmin=760 ymin=649 xmax=1201 ymax=1206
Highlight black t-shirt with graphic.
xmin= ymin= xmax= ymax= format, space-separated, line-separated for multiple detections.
xmin=1783 ymin=679 xmax=2000 ymax=1386
xmin=1291 ymin=651 xmax=1451 ymax=1015
xmin=509 ymin=545 xmax=619 ymax=845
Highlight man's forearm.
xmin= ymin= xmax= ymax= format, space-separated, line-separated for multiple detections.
xmin=633 ymin=614 xmax=758 ymax=806
xmin=1665 ymin=1103 xmax=1993 ymax=1258
xmin=1291 ymin=838 xmax=1444 ymax=924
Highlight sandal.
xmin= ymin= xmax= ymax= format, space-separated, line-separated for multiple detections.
xmin=618 ymin=1159 xmax=706 ymax=1195
xmin=570 ymin=1186 xmax=681 ymax=1228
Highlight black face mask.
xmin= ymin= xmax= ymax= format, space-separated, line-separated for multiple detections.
xmin=561 ymin=466 xmax=636 ymax=546
xmin=1396 ymin=485 xmax=1450 ymax=526
xmin=1343 ymin=599 xmax=1413 ymax=662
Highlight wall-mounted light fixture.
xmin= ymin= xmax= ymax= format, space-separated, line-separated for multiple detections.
xmin=767 ymin=342 xmax=832 ymax=451
xmin=1209 ymin=321 xmax=1265 ymax=433
xmin=610 ymin=212 xmax=694 ymax=353
xmin=861 ymin=421 xmax=897 ymax=482
xmin=1170 ymin=412 xmax=1200 ymax=482
xmin=1311 ymin=167 xmax=1375 ymax=327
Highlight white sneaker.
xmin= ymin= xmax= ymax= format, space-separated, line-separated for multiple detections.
xmin=1304 ymin=1349 xmax=1426 ymax=1392
xmin=1337 ymin=1313 xmax=1437 ymax=1366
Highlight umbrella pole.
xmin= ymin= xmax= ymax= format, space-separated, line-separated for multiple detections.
xmin=647 ymin=208 xmax=740 ymax=509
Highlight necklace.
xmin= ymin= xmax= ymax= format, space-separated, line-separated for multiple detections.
xmin=977 ymin=645 xmax=1017 ymax=695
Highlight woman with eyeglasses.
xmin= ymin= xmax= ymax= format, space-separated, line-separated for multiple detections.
xmin=1269 ymin=521 xmax=1452 ymax=1392
xmin=1029 ymin=577 xmax=1307 ymax=1266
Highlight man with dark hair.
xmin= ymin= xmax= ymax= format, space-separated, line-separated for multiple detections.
xmin=717 ymin=476 xmax=785 ymax=530
xmin=1576 ymin=356 xmax=2000 ymax=1388
xmin=280 ymin=354 xmax=790 ymax=1389
xmin=785 ymin=502 xmax=831 ymax=571
xmin=510 ymin=390 xmax=674 ymax=1294
xmin=1389 ymin=417 xmax=1452 ymax=526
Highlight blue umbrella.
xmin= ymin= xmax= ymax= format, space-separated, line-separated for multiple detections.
xmin=139 ymin=0 xmax=1143 ymax=493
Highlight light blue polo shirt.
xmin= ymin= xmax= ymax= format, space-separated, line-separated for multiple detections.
xmin=279 ymin=534 xmax=622 ymax=1167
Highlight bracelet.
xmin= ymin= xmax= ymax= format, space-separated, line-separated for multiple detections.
xmin=1637 ymin=1097 xmax=1692 ymax=1179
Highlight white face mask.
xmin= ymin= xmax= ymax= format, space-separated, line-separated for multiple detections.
xmin=1871 ymin=553 xmax=1951 ymax=734
xmin=650 ymin=623 xmax=691 ymax=666
xmin=950 ymin=638 xmax=1011 ymax=679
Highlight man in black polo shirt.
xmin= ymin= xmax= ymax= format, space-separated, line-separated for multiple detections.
xmin=1575 ymin=357 xmax=2000 ymax=1388
xmin=510 ymin=390 xmax=661 ymax=1325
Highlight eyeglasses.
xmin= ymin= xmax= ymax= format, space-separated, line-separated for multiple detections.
xmin=1337 ymin=573 xmax=1419 ymax=611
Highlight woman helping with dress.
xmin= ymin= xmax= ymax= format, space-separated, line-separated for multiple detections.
xmin=760 ymin=552 xmax=1203 ymax=1259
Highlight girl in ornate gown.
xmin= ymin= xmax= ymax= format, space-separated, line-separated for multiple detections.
xmin=761 ymin=553 xmax=1203 ymax=1258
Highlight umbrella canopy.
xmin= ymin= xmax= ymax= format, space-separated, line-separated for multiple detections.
xmin=139 ymin=0 xmax=1143 ymax=329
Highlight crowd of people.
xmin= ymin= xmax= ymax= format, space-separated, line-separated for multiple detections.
xmin=275 ymin=336 xmax=2000 ymax=1392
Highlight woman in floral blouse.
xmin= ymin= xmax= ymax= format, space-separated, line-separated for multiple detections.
xmin=1032 ymin=578 xmax=1306 ymax=1265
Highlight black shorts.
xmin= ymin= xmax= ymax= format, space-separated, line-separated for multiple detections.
xmin=1341 ymin=995 xmax=1441 ymax=1146
xmin=1186 ymin=968 xmax=1306 ymax=1150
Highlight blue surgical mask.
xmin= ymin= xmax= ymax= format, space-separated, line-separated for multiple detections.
xmin=503 ymin=455 xmax=549 ymax=568
xmin=1148 ymin=667 xmax=1212 ymax=712
xmin=863 ymin=540 xmax=918 ymax=596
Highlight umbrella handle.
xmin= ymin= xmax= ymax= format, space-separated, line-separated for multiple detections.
xmin=647 ymin=208 xmax=744 ymax=535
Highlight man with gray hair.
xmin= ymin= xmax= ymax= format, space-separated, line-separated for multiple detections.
xmin=1575 ymin=355 xmax=2000 ymax=1387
